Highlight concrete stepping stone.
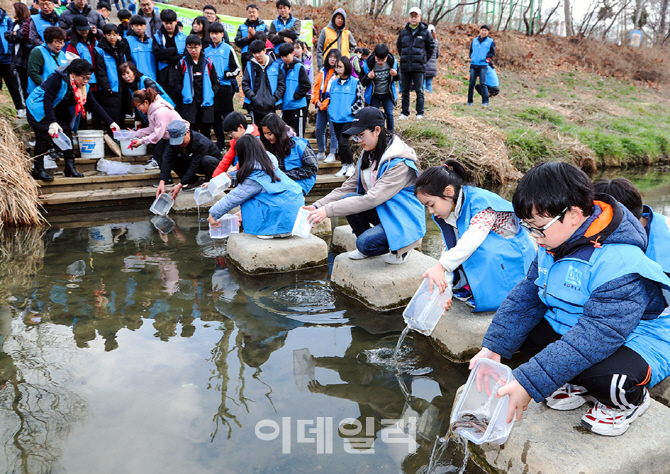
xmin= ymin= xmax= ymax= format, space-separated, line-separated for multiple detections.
xmin=330 ymin=250 xmax=438 ymax=311
xmin=331 ymin=225 xmax=357 ymax=253
xmin=227 ymin=232 xmax=328 ymax=274
xmin=430 ymin=301 xmax=494 ymax=362
xmin=311 ymin=217 xmax=332 ymax=236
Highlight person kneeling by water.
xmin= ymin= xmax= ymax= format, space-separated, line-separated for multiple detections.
xmin=306 ymin=107 xmax=426 ymax=265
xmin=208 ymin=134 xmax=305 ymax=239
xmin=26 ymin=58 xmax=120 ymax=180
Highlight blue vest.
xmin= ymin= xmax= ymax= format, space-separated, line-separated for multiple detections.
xmin=0 ymin=15 xmax=10 ymax=57
xmin=328 ymin=76 xmax=359 ymax=123
xmin=283 ymin=61 xmax=306 ymax=111
xmin=361 ymin=57 xmax=399 ymax=105
xmin=139 ymin=74 xmax=174 ymax=107
xmin=470 ymin=36 xmax=493 ymax=66
xmin=243 ymin=59 xmax=282 ymax=107
xmin=153 ymin=30 xmax=186 ymax=70
xmin=271 ymin=15 xmax=296 ymax=53
xmin=238 ymin=21 xmax=266 ymax=54
xmin=240 ymin=168 xmax=305 ymax=235
xmin=73 ymin=40 xmax=96 ymax=84
xmin=205 ymin=41 xmax=233 ymax=86
xmin=126 ymin=35 xmax=157 ymax=80
xmin=283 ymin=137 xmax=315 ymax=195
xmin=436 ymin=186 xmax=535 ymax=312
xmin=180 ymin=57 xmax=215 ymax=107
xmin=536 ymin=241 xmax=670 ymax=387
xmin=486 ymin=65 xmax=499 ymax=87
xmin=356 ymin=155 xmax=426 ymax=251
xmin=643 ymin=205 xmax=670 ymax=274
xmin=94 ymin=46 xmax=119 ymax=92
xmin=27 ymin=45 xmax=67 ymax=94
xmin=31 ymin=13 xmax=55 ymax=42
xmin=27 ymin=78 xmax=89 ymax=123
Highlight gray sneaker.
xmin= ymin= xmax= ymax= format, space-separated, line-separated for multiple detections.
xmin=144 ymin=159 xmax=159 ymax=170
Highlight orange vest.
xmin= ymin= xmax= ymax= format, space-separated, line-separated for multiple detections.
xmin=323 ymin=26 xmax=350 ymax=58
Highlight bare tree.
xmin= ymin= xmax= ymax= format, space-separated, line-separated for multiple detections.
xmin=564 ymin=0 xmax=575 ymax=35
xmin=537 ymin=3 xmax=562 ymax=34
xmin=424 ymin=0 xmax=480 ymax=27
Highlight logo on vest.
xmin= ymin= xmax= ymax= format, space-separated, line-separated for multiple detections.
xmin=564 ymin=265 xmax=582 ymax=291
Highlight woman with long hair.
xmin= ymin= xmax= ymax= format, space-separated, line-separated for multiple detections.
xmin=9 ymin=2 xmax=32 ymax=107
xmin=191 ymin=16 xmax=211 ymax=48
xmin=260 ymin=113 xmax=318 ymax=195
xmin=208 ymin=134 xmax=304 ymax=239
xmin=311 ymin=48 xmax=339 ymax=163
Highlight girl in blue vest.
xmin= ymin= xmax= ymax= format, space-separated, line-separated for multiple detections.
xmin=120 ymin=61 xmax=173 ymax=128
xmin=64 ymin=16 xmax=97 ymax=85
xmin=208 ymin=134 xmax=305 ymax=239
xmin=259 ymin=113 xmax=318 ymax=195
xmin=178 ymin=34 xmax=219 ymax=139
xmin=93 ymin=24 xmax=130 ymax=130
xmin=325 ymin=55 xmax=364 ymax=178
xmin=594 ymin=177 xmax=670 ymax=275
xmin=26 ymin=59 xmax=120 ymax=180
xmin=414 ymin=160 xmax=535 ymax=311
xmin=124 ymin=15 xmax=156 ymax=80
xmin=26 ymin=25 xmax=67 ymax=95
xmin=307 ymin=107 xmax=425 ymax=265
xmin=205 ymin=21 xmax=241 ymax=150
xmin=472 ymin=161 xmax=670 ymax=437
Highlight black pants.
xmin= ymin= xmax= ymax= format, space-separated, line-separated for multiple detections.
xmin=153 ymin=138 xmax=168 ymax=167
xmin=0 ymin=64 xmax=24 ymax=110
xmin=14 ymin=66 xmax=28 ymax=106
xmin=250 ymin=110 xmax=272 ymax=127
xmin=468 ymin=66 xmax=489 ymax=104
xmin=28 ymin=113 xmax=75 ymax=160
xmin=332 ymin=121 xmax=353 ymax=165
xmin=520 ymin=318 xmax=649 ymax=409
xmin=190 ymin=107 xmax=212 ymax=141
xmin=283 ymin=107 xmax=307 ymax=138
xmin=213 ymin=86 xmax=235 ymax=149
xmin=400 ymin=70 xmax=424 ymax=116
xmin=174 ymin=155 xmax=221 ymax=183
xmin=475 ymin=84 xmax=499 ymax=97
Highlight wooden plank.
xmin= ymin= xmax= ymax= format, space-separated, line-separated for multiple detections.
xmin=40 ymin=186 xmax=158 ymax=205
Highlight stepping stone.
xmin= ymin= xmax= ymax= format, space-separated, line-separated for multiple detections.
xmin=330 ymin=250 xmax=438 ymax=311
xmin=471 ymin=398 xmax=670 ymax=474
xmin=311 ymin=217 xmax=332 ymax=236
xmin=430 ymin=301 xmax=494 ymax=362
xmin=651 ymin=377 xmax=670 ymax=406
xmin=227 ymin=232 xmax=328 ymax=274
xmin=331 ymin=225 xmax=357 ymax=253
xmin=172 ymin=190 xmax=219 ymax=212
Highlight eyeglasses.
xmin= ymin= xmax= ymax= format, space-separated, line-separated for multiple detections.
xmin=80 ymin=74 xmax=92 ymax=81
xmin=187 ymin=46 xmax=201 ymax=50
xmin=351 ymin=130 xmax=372 ymax=143
xmin=520 ymin=207 xmax=568 ymax=238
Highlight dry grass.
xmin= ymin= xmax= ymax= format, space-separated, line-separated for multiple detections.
xmin=0 ymin=118 xmax=44 ymax=229
xmin=0 ymin=226 xmax=46 ymax=303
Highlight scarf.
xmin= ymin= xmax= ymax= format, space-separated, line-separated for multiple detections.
xmin=70 ymin=74 xmax=87 ymax=118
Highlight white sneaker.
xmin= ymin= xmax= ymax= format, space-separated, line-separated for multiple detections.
xmin=144 ymin=159 xmax=159 ymax=170
xmin=398 ymin=114 xmax=409 ymax=121
xmin=581 ymin=388 xmax=650 ymax=436
xmin=335 ymin=166 xmax=347 ymax=177
xmin=317 ymin=152 xmax=326 ymax=161
xmin=16 ymin=109 xmax=26 ymax=119
xmin=416 ymin=114 xmax=424 ymax=120
xmin=324 ymin=153 xmax=337 ymax=163
xmin=348 ymin=249 xmax=369 ymax=260
xmin=345 ymin=164 xmax=355 ymax=177
xmin=385 ymin=249 xmax=413 ymax=265
xmin=546 ymin=383 xmax=591 ymax=411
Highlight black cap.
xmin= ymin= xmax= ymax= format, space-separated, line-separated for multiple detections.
xmin=480 ymin=24 xmax=490 ymax=30
xmin=343 ymin=107 xmax=386 ymax=137
xmin=72 ymin=15 xmax=90 ymax=31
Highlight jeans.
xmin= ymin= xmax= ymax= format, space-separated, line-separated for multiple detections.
xmin=400 ymin=70 xmax=425 ymax=116
xmin=369 ymin=94 xmax=395 ymax=131
xmin=113 ymin=0 xmax=127 ymax=9
xmin=332 ymin=121 xmax=353 ymax=165
xmin=343 ymin=192 xmax=390 ymax=256
xmin=424 ymin=77 xmax=433 ymax=93
xmin=315 ymin=108 xmax=337 ymax=154
xmin=468 ymin=66 xmax=488 ymax=105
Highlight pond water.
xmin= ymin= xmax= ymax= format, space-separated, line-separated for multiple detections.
xmin=1 ymin=167 xmax=670 ymax=474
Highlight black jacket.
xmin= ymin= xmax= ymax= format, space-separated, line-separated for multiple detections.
xmin=58 ymin=3 xmax=105 ymax=39
xmin=153 ymin=26 xmax=185 ymax=100
xmin=283 ymin=58 xmax=311 ymax=103
xmin=396 ymin=22 xmax=435 ymax=73
xmin=359 ymin=53 xmax=400 ymax=96
xmin=94 ymin=38 xmax=130 ymax=100
xmin=242 ymin=57 xmax=285 ymax=114
xmin=161 ymin=130 xmax=222 ymax=184
xmin=176 ymin=52 xmax=220 ymax=123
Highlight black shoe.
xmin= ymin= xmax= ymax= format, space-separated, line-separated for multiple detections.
xmin=153 ymin=178 xmax=174 ymax=188
xmin=32 ymin=168 xmax=54 ymax=181
xmin=63 ymin=159 xmax=83 ymax=178
xmin=182 ymin=177 xmax=204 ymax=192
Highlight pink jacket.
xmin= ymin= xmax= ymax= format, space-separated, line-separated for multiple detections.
xmin=133 ymin=97 xmax=186 ymax=145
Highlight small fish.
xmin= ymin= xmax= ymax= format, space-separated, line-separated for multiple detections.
xmin=450 ymin=412 xmax=490 ymax=435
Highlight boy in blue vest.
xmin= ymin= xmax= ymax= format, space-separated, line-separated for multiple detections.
xmin=94 ymin=23 xmax=130 ymax=129
xmin=474 ymin=64 xmax=500 ymax=98
xmin=27 ymin=25 xmax=67 ymax=94
xmin=594 ymin=177 xmax=670 ymax=275
xmin=242 ymin=39 xmax=285 ymax=125
xmin=178 ymin=34 xmax=219 ymax=139
xmin=471 ymin=161 xmax=670 ymax=436
xmin=124 ymin=14 xmax=156 ymax=80
xmin=152 ymin=8 xmax=186 ymax=107
xmin=235 ymin=3 xmax=266 ymax=72
xmin=205 ymin=21 xmax=241 ymax=150
xmin=278 ymin=43 xmax=310 ymax=137
xmin=267 ymin=0 xmax=300 ymax=54
xmin=467 ymin=24 xmax=495 ymax=106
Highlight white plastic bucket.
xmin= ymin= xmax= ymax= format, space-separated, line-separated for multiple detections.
xmin=78 ymin=130 xmax=105 ymax=158
xmin=120 ymin=139 xmax=147 ymax=156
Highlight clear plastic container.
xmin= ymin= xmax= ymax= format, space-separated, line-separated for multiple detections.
xmin=194 ymin=187 xmax=214 ymax=205
xmin=291 ymin=208 xmax=313 ymax=238
xmin=403 ymin=272 xmax=453 ymax=336
xmin=208 ymin=173 xmax=231 ymax=196
xmin=113 ymin=130 xmax=136 ymax=140
xmin=450 ymin=359 xmax=515 ymax=445
xmin=209 ymin=214 xmax=239 ymax=239
xmin=52 ymin=132 xmax=72 ymax=151
xmin=151 ymin=215 xmax=175 ymax=234
xmin=106 ymin=161 xmax=129 ymax=175
xmin=150 ymin=193 xmax=174 ymax=216
xmin=127 ymin=164 xmax=145 ymax=174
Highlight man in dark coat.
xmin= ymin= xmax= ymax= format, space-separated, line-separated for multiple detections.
xmin=58 ymin=0 xmax=105 ymax=38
